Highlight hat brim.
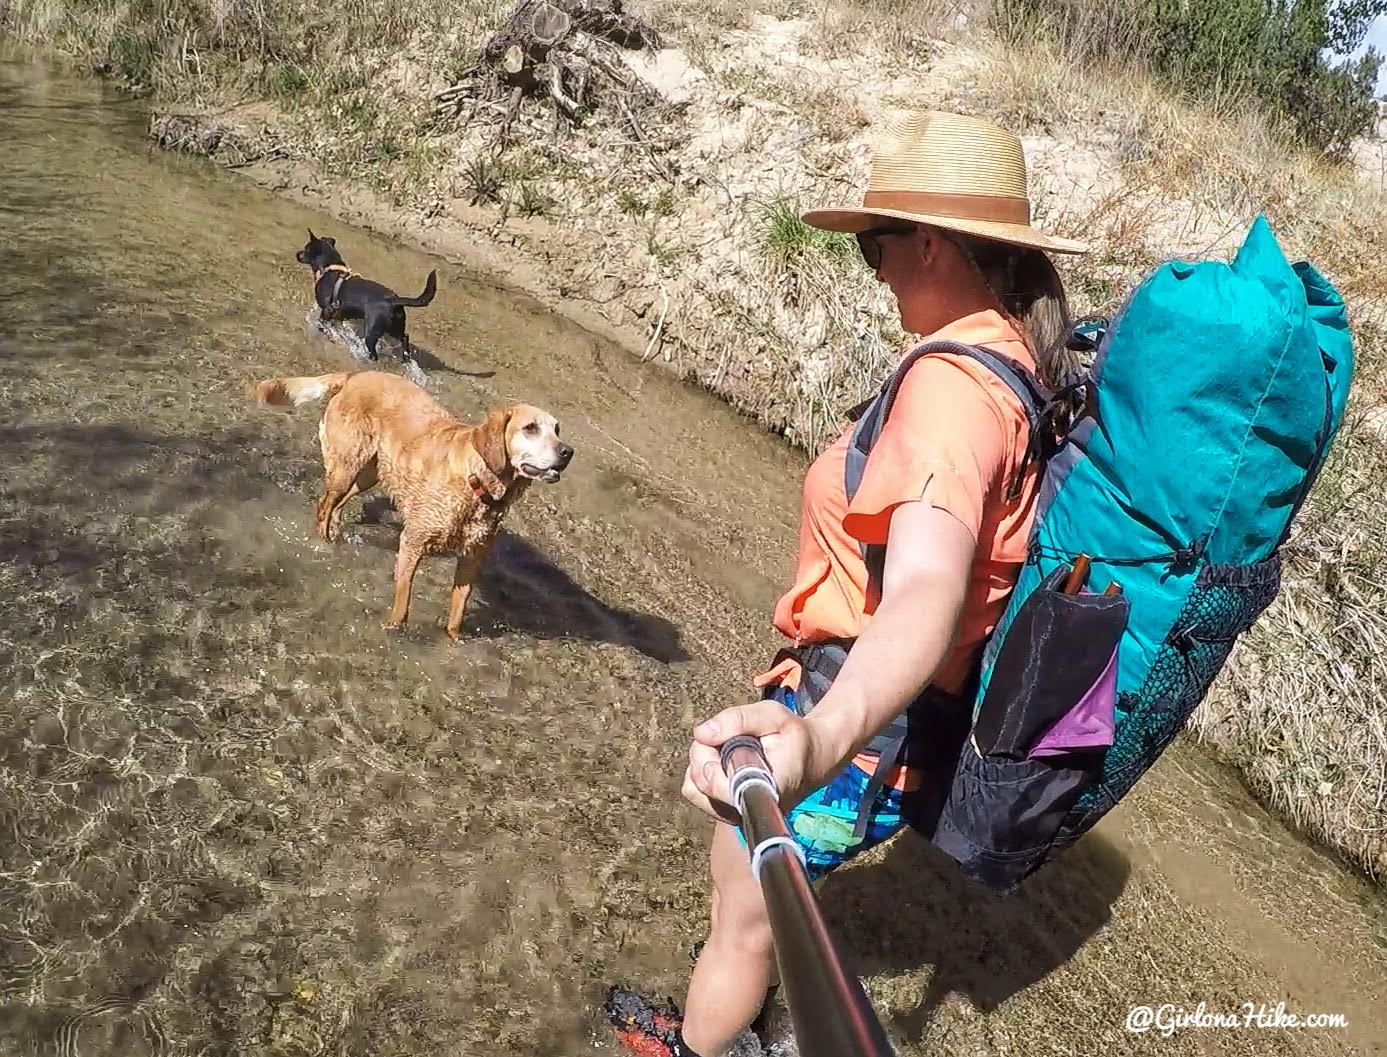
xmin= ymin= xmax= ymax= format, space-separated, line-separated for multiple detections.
xmin=802 ymin=206 xmax=1090 ymax=255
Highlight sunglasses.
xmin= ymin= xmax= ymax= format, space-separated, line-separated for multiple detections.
xmin=855 ymin=223 xmax=917 ymax=270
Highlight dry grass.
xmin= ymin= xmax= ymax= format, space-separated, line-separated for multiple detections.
xmin=744 ymin=196 xmax=905 ymax=445
xmin=968 ymin=38 xmax=1387 ymax=298
xmin=2 ymin=0 xmax=504 ymax=205
xmin=4 ymin=0 xmax=503 ymax=99
xmin=644 ymin=0 xmax=975 ymax=54
xmin=799 ymin=0 xmax=974 ymax=58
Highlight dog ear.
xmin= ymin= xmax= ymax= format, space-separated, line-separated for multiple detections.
xmin=324 ymin=236 xmax=336 ymax=247
xmin=307 ymin=227 xmax=316 ymax=241
xmin=474 ymin=405 xmax=512 ymax=479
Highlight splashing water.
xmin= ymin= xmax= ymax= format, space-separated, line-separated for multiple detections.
xmin=302 ymin=305 xmax=430 ymax=388
xmin=403 ymin=357 xmax=429 ymax=388
xmin=303 ymin=306 xmax=373 ymax=363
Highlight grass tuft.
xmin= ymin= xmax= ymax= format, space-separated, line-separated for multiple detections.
xmin=463 ymin=153 xmax=505 ymax=205
xmin=514 ymin=180 xmax=558 ymax=218
xmin=752 ymin=197 xmax=856 ymax=271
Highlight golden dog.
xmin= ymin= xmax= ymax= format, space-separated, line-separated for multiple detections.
xmin=254 ymin=370 xmax=572 ymax=639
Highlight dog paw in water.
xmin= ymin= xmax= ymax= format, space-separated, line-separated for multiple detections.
xmin=304 ymin=306 xmax=330 ymax=336
xmin=404 ymin=358 xmax=429 ymax=388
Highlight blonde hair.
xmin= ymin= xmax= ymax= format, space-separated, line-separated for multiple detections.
xmin=939 ymin=229 xmax=1079 ymax=388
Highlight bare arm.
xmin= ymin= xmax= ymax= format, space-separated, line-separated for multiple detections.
xmin=683 ymin=498 xmax=974 ymax=816
xmin=801 ymin=500 xmax=974 ymax=780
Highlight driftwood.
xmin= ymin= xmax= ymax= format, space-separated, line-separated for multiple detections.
xmin=434 ymin=0 xmax=675 ymax=162
xmin=482 ymin=0 xmax=662 ymax=63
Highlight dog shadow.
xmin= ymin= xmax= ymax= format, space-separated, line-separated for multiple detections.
xmin=408 ymin=340 xmax=495 ymax=380
xmin=816 ymin=830 xmax=1131 ymax=1045
xmin=357 ymin=498 xmax=689 ymax=664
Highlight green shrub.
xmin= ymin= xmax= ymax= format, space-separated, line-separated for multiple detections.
xmin=615 ymin=186 xmax=677 ymax=218
xmin=995 ymin=0 xmax=1386 ymax=158
xmin=108 ymin=26 xmax=155 ymax=84
xmin=515 ymin=180 xmax=557 ymax=217
xmin=271 ymin=64 xmax=312 ymax=100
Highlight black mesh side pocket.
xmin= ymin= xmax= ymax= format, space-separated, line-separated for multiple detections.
xmin=929 ymin=749 xmax=1095 ymax=893
xmin=1098 ymin=554 xmax=1282 ymax=802
xmin=920 ymin=566 xmax=1128 ymax=893
xmin=973 ymin=568 xmax=1128 ymax=759
xmin=933 ymin=555 xmax=1282 ymax=894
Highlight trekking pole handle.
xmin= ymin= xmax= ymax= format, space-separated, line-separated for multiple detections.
xmin=720 ymin=734 xmax=779 ymax=814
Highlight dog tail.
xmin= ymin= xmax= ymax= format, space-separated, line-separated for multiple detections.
xmin=253 ymin=372 xmax=353 ymax=408
xmin=390 ymin=269 xmax=437 ymax=308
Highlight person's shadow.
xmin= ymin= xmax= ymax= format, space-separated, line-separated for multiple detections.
xmin=358 ymin=498 xmax=689 ymax=663
xmin=818 ymin=829 xmax=1130 ymax=1045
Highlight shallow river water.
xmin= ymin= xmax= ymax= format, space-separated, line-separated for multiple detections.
xmin=1 ymin=45 xmax=1385 ymax=1057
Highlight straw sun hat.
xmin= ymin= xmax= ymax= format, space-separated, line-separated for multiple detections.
xmin=803 ymin=110 xmax=1089 ymax=256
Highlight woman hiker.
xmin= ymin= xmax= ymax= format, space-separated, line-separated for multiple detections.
xmin=607 ymin=109 xmax=1090 ymax=1057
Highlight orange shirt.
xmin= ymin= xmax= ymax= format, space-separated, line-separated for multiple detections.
xmin=755 ymin=310 xmax=1041 ymax=777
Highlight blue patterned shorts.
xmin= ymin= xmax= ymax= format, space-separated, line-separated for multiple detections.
xmin=735 ymin=686 xmax=908 ymax=882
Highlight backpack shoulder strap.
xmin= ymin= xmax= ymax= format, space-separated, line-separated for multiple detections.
xmin=844 ymin=340 xmax=1053 ymax=605
xmin=845 ymin=340 xmax=1051 ymax=502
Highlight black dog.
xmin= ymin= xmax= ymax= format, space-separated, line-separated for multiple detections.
xmin=295 ymin=229 xmax=438 ymax=362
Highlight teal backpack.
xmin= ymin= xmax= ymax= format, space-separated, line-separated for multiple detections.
xmin=833 ymin=215 xmax=1354 ymax=894
xmin=930 ymin=214 xmax=1356 ymax=891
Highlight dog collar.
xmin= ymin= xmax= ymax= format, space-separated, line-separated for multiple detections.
xmin=468 ymin=474 xmax=498 ymax=502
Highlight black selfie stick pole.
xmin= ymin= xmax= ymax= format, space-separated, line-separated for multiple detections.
xmin=719 ymin=734 xmax=895 ymax=1057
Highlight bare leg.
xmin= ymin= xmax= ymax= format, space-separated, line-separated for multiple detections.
xmin=383 ymin=536 xmax=424 ymax=631
xmin=681 ymin=824 xmax=778 ymax=1056
xmin=445 ymin=537 xmax=495 ymax=641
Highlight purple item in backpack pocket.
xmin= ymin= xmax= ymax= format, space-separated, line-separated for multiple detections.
xmin=1027 ymin=646 xmax=1118 ymax=758
xmin=971 ymin=567 xmax=1128 ymax=760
